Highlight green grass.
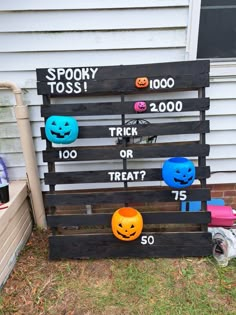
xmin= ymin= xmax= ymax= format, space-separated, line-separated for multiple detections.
xmin=1 ymin=230 xmax=236 ymax=315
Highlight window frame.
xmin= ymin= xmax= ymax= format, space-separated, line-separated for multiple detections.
xmin=186 ymin=0 xmax=236 ymax=77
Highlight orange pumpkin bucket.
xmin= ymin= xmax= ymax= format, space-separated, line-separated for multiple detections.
xmin=111 ymin=207 xmax=143 ymax=241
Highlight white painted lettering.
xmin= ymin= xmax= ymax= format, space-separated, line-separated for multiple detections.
xmin=116 ymin=127 xmax=123 ymax=137
xmin=81 ymin=68 xmax=90 ymax=80
xmin=46 ymin=67 xmax=99 ymax=82
xmin=109 ymin=127 xmax=138 ymax=137
xmin=47 ymin=82 xmax=56 ymax=93
xmin=56 ymin=82 xmax=65 ymax=93
xmin=131 ymin=127 xmax=137 ymax=136
xmin=108 ymin=172 xmax=115 ymax=181
xmin=108 ymin=170 xmax=146 ymax=182
xmin=90 ymin=67 xmax=98 ymax=79
xmin=47 ymin=81 xmax=86 ymax=94
xmin=74 ymin=69 xmax=82 ymax=81
xmin=140 ymin=170 xmax=146 ymax=180
xmin=120 ymin=150 xmax=127 ymax=158
xmin=74 ymin=82 xmax=82 ymax=94
xmin=46 ymin=68 xmax=56 ymax=81
xmin=109 ymin=127 xmax=116 ymax=137
xmin=114 ymin=172 xmax=121 ymax=181
xmin=126 ymin=172 xmax=134 ymax=181
xmin=132 ymin=171 xmax=139 ymax=180
xmin=121 ymin=172 xmax=127 ymax=181
xmin=65 ymin=82 xmax=73 ymax=94
xmin=57 ymin=68 xmax=66 ymax=80
xmin=126 ymin=150 xmax=133 ymax=159
xmin=65 ymin=68 xmax=73 ymax=80
xmin=45 ymin=67 xmax=99 ymax=94
xmin=119 ymin=149 xmax=133 ymax=159
xmin=125 ymin=127 xmax=131 ymax=136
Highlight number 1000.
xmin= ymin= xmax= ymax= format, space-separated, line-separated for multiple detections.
xmin=149 ymin=78 xmax=175 ymax=89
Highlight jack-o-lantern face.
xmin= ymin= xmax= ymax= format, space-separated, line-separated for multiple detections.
xmin=45 ymin=116 xmax=79 ymax=144
xmin=162 ymin=157 xmax=196 ymax=189
xmin=111 ymin=207 xmax=143 ymax=241
xmin=134 ymin=101 xmax=147 ymax=113
xmin=135 ymin=77 xmax=149 ymax=89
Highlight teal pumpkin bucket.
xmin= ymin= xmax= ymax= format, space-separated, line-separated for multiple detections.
xmin=45 ymin=116 xmax=79 ymax=144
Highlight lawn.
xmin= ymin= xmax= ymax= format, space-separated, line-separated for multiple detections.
xmin=0 ymin=229 xmax=236 ymax=315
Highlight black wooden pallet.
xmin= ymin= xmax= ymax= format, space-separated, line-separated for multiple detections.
xmin=37 ymin=60 xmax=212 ymax=259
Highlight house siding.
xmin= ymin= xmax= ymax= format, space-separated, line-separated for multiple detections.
xmin=0 ymin=0 xmax=235 ymax=187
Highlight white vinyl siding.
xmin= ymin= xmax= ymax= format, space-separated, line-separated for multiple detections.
xmin=1 ymin=0 xmax=236 ymax=185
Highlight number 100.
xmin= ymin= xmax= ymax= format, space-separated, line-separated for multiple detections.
xmin=58 ymin=149 xmax=77 ymax=159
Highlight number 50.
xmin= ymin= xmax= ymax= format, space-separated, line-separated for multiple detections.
xmin=141 ymin=235 xmax=155 ymax=245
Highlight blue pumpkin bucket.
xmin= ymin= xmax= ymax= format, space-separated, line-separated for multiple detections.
xmin=162 ymin=157 xmax=196 ymax=189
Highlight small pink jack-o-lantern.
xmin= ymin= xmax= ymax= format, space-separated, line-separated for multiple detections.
xmin=134 ymin=101 xmax=147 ymax=113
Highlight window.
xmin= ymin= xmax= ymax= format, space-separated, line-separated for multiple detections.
xmin=197 ymin=0 xmax=236 ymax=59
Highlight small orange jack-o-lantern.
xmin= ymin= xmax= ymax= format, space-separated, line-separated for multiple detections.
xmin=111 ymin=207 xmax=143 ymax=241
xmin=135 ymin=77 xmax=149 ymax=89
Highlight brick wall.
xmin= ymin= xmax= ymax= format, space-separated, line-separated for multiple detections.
xmin=209 ymin=183 xmax=236 ymax=210
xmin=52 ymin=184 xmax=236 ymax=214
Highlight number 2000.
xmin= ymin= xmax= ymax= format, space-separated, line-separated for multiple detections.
xmin=150 ymin=101 xmax=183 ymax=113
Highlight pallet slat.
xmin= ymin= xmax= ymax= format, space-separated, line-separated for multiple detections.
xmin=37 ymin=60 xmax=209 ymax=82
xmin=43 ymin=143 xmax=210 ymax=162
xmin=36 ymin=61 xmax=209 ymax=96
xmin=44 ymin=188 xmax=211 ymax=207
xmin=37 ymin=74 xmax=209 ymax=96
xmin=41 ymin=98 xmax=210 ymax=117
xmin=47 ymin=211 xmax=211 ymax=227
xmin=41 ymin=121 xmax=210 ymax=139
xmin=44 ymin=166 xmax=210 ymax=185
xmin=49 ymin=232 xmax=213 ymax=259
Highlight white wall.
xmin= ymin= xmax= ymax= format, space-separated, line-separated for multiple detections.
xmin=0 ymin=0 xmax=235 ymax=187
xmin=206 ymin=63 xmax=236 ymax=184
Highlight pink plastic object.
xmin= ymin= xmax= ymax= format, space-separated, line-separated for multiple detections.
xmin=207 ymin=205 xmax=236 ymax=227
xmin=134 ymin=101 xmax=147 ymax=113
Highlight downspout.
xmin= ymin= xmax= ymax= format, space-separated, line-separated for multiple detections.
xmin=0 ymin=81 xmax=46 ymax=228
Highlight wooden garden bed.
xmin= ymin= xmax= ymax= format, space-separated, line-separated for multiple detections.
xmin=0 ymin=181 xmax=32 ymax=288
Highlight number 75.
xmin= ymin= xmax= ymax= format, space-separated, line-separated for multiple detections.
xmin=171 ymin=190 xmax=187 ymax=201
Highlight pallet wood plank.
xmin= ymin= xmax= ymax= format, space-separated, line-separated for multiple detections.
xmin=41 ymin=98 xmax=210 ymax=117
xmin=41 ymin=121 xmax=210 ymax=140
xmin=44 ymin=166 xmax=210 ymax=185
xmin=37 ymin=60 xmax=209 ymax=82
xmin=48 ymin=232 xmax=213 ymax=259
xmin=37 ymin=61 xmax=209 ymax=96
xmin=44 ymin=188 xmax=211 ymax=207
xmin=37 ymin=74 xmax=209 ymax=96
xmin=43 ymin=143 xmax=210 ymax=162
xmin=47 ymin=211 xmax=211 ymax=227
